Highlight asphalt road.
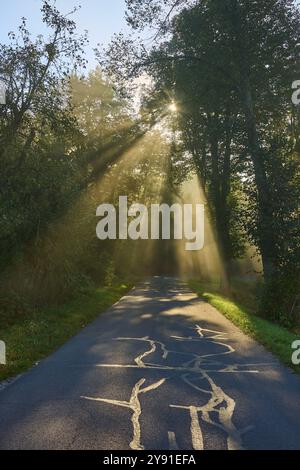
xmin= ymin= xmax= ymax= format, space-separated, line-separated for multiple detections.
xmin=0 ymin=277 xmax=300 ymax=450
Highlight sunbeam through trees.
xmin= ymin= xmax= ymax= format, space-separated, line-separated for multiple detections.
xmin=0 ymin=0 xmax=300 ymax=454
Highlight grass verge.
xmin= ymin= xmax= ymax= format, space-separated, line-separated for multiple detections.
xmin=0 ymin=283 xmax=132 ymax=382
xmin=189 ymin=280 xmax=300 ymax=374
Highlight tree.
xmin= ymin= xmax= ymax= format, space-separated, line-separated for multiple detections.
xmin=101 ymin=0 xmax=300 ymax=321
xmin=0 ymin=1 xmax=88 ymax=268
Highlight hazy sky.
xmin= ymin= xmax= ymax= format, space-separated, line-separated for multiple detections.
xmin=0 ymin=0 xmax=130 ymax=68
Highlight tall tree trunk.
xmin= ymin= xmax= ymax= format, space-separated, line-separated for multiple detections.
xmin=240 ymin=74 xmax=275 ymax=279
xmin=219 ymin=125 xmax=232 ymax=262
xmin=208 ymin=116 xmax=231 ymax=292
xmin=230 ymin=0 xmax=276 ymax=280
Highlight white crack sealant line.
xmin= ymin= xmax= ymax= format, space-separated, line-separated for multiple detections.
xmin=168 ymin=431 xmax=179 ymax=450
xmin=170 ymin=404 xmax=204 ymax=450
xmin=82 ymin=378 xmax=166 ymax=451
xmin=172 ymin=325 xmax=229 ymax=342
xmin=169 ymin=327 xmax=255 ymax=450
xmin=171 ymin=333 xmax=235 ymax=360
xmin=171 ymin=372 xmax=242 ymax=450
xmin=93 ymin=363 xmax=259 ymax=373
xmin=135 ymin=338 xmax=156 ymax=367
xmin=82 ymin=324 xmax=259 ymax=450
xmin=115 ymin=334 xmax=266 ymax=372
xmin=116 ymin=335 xmax=258 ymax=372
xmin=194 ymin=325 xmax=229 ymax=341
xmin=115 ymin=337 xmax=169 ymax=365
xmin=190 ymin=406 xmax=204 ymax=450
xmin=189 ymin=370 xmax=244 ymax=450
xmin=95 ymin=332 xmax=261 ymax=375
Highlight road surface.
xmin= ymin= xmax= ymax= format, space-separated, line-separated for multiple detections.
xmin=0 ymin=277 xmax=300 ymax=450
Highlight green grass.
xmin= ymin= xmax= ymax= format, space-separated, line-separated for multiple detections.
xmin=0 ymin=283 xmax=132 ymax=382
xmin=189 ymin=280 xmax=300 ymax=374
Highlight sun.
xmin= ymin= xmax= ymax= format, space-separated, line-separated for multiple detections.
xmin=168 ymin=102 xmax=178 ymax=113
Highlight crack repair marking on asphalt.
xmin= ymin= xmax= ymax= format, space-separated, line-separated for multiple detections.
xmin=83 ymin=378 xmax=166 ymax=450
xmin=81 ymin=324 xmax=266 ymax=450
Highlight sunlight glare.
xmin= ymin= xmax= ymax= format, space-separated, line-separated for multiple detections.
xmin=168 ymin=102 xmax=178 ymax=113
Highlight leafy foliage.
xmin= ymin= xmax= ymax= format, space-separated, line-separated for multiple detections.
xmin=101 ymin=0 xmax=300 ymax=324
